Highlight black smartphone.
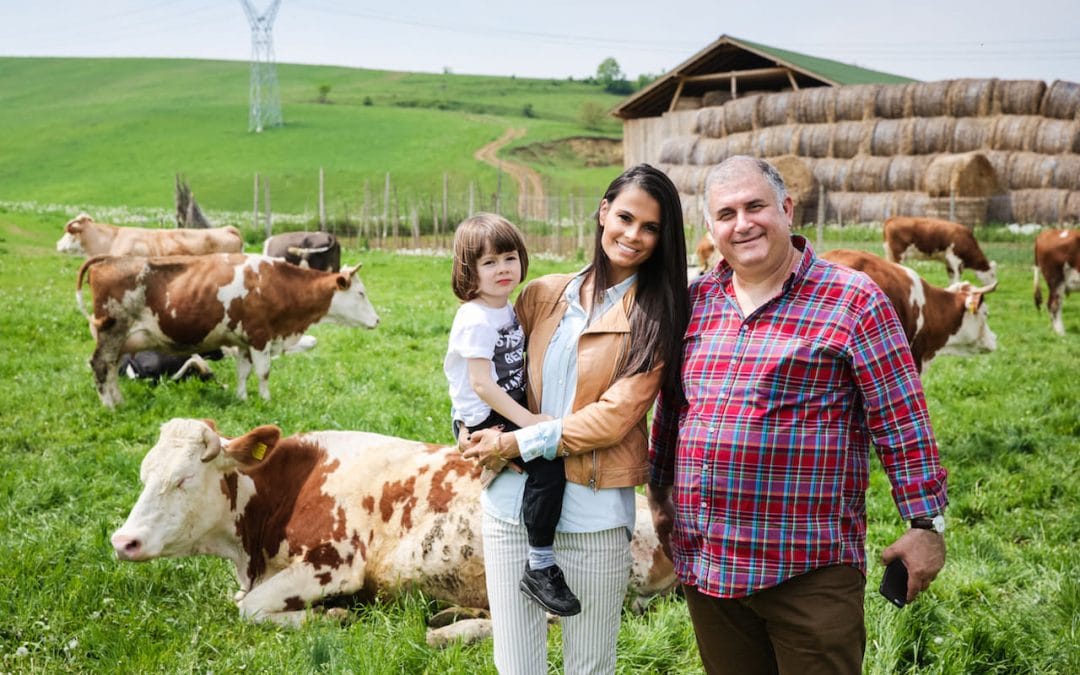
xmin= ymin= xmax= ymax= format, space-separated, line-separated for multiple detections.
xmin=879 ymin=558 xmax=908 ymax=608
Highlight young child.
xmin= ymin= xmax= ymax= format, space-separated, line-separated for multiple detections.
xmin=443 ymin=213 xmax=580 ymax=617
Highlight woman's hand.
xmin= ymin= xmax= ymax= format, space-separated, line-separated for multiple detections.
xmin=462 ymin=428 xmax=522 ymax=473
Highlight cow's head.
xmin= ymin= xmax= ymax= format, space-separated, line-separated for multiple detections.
xmin=974 ymin=260 xmax=997 ymax=287
xmin=56 ymin=213 xmax=93 ymax=255
xmin=111 ymin=418 xmax=281 ymax=562
xmin=941 ymin=281 xmax=998 ymax=356
xmin=325 ymin=263 xmax=380 ymax=328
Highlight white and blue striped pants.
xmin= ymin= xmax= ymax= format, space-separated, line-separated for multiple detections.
xmin=483 ymin=512 xmax=631 ymax=674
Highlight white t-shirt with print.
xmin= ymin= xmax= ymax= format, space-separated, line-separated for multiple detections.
xmin=444 ymin=300 xmax=526 ymax=426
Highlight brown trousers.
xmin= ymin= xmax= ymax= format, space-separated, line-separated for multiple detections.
xmin=684 ymin=565 xmax=866 ymax=675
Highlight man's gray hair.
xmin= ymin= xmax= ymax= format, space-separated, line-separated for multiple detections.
xmin=702 ymin=156 xmax=788 ymax=223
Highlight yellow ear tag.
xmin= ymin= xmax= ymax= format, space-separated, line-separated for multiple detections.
xmin=252 ymin=442 xmax=267 ymax=461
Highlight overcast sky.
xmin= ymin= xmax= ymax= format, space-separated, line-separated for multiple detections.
xmin=1 ymin=0 xmax=1078 ymax=84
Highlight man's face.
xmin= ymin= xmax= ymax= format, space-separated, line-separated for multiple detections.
xmin=705 ymin=167 xmax=794 ymax=279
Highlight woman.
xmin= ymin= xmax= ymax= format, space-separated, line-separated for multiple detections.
xmin=462 ymin=163 xmax=689 ymax=673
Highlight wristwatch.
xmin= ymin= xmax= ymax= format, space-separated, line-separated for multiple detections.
xmin=910 ymin=514 xmax=946 ymax=534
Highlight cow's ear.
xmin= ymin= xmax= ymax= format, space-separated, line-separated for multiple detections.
xmin=336 ymin=272 xmax=351 ymax=290
xmin=201 ymin=418 xmax=219 ymax=432
xmin=67 ymin=221 xmax=82 ymax=234
xmin=225 ymin=425 xmax=282 ymax=465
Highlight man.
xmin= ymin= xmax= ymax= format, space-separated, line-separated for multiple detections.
xmin=648 ymin=156 xmax=947 ymax=674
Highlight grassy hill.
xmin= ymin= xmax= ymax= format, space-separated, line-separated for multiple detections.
xmin=0 ymin=57 xmax=625 ymax=220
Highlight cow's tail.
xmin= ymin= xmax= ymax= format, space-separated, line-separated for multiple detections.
xmin=76 ymin=255 xmax=108 ymax=318
xmin=1034 ymin=265 xmax=1043 ymax=310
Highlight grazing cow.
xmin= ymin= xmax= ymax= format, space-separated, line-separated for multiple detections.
xmin=119 ymin=350 xmax=224 ymax=383
xmin=821 ymin=249 xmax=997 ymax=372
xmin=694 ymin=234 xmax=721 ymax=273
xmin=883 ymin=216 xmax=996 ymax=286
xmin=111 ymin=419 xmax=677 ymax=626
xmin=57 ymin=213 xmax=243 ymax=257
xmin=76 ymin=254 xmax=379 ymax=407
xmin=1034 ymin=228 xmax=1080 ymax=335
xmin=263 ymin=232 xmax=341 ymax=272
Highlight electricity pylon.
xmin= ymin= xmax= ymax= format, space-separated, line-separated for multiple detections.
xmin=240 ymin=0 xmax=284 ymax=133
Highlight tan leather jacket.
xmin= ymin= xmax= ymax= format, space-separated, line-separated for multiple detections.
xmin=514 ymin=273 xmax=663 ymax=489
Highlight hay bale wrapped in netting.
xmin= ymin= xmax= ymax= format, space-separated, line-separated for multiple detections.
xmin=661 ymin=164 xmax=712 ymax=195
xmin=1040 ymin=80 xmax=1080 ymax=120
xmin=797 ymin=123 xmax=833 ymax=158
xmin=910 ymin=81 xmax=952 ymax=117
xmin=754 ymin=125 xmax=799 ymax=157
xmin=831 ymin=121 xmax=874 ymax=159
xmin=702 ymin=90 xmax=733 ymax=108
xmin=990 ymin=152 xmax=1056 ymax=190
xmin=806 ymin=157 xmax=851 ymax=192
xmin=926 ymin=197 xmax=990 ymax=226
xmin=758 ymin=91 xmax=794 ymax=127
xmin=834 ymin=84 xmax=880 ymax=121
xmin=792 ymin=87 xmax=836 ymax=124
xmin=875 ymin=83 xmax=914 ymax=119
xmin=823 ymin=191 xmax=929 ymax=224
xmin=770 ymin=155 xmax=817 ymax=206
xmin=923 ymin=152 xmax=999 ymax=197
xmin=722 ymin=130 xmax=755 ymax=156
xmin=997 ymin=189 xmax=1079 ymax=223
xmin=990 ymin=115 xmax=1041 ymax=151
xmin=991 ymin=80 xmax=1047 ymax=115
xmin=946 ymin=78 xmax=996 ymax=117
xmin=911 ymin=117 xmax=956 ymax=154
xmin=886 ymin=155 xmax=937 ymax=191
xmin=694 ymin=107 xmax=727 ymax=138
xmin=845 ymin=155 xmax=893 ymax=193
xmin=1052 ymin=154 xmax=1080 ymax=189
xmin=692 ymin=137 xmax=732 ymax=165
xmin=1033 ymin=118 xmax=1080 ymax=154
xmin=724 ymin=95 xmax=761 ymax=133
xmin=659 ymin=135 xmax=700 ymax=164
xmin=952 ymin=117 xmax=997 ymax=152
xmin=871 ymin=118 xmax=915 ymax=156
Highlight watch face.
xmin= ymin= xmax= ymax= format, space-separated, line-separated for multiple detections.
xmin=931 ymin=515 xmax=946 ymax=533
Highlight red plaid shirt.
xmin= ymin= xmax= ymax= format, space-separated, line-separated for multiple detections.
xmin=650 ymin=238 xmax=947 ymax=598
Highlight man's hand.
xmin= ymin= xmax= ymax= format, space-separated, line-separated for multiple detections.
xmin=881 ymin=528 xmax=946 ymax=603
xmin=646 ymin=484 xmax=675 ymax=562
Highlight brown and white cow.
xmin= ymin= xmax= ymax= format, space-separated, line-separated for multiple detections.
xmin=76 ymin=254 xmax=379 ymax=407
xmin=57 ymin=213 xmax=243 ymax=257
xmin=263 ymin=231 xmax=341 ymax=272
xmin=111 ymin=419 xmax=677 ymax=626
xmin=883 ymin=216 xmax=996 ymax=286
xmin=822 ymin=249 xmax=998 ymax=372
xmin=1034 ymin=228 xmax=1080 ymax=335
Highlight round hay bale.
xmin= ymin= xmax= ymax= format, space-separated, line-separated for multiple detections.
xmin=946 ymin=78 xmax=996 ymax=117
xmin=847 ymin=155 xmax=892 ymax=193
xmin=702 ymin=90 xmax=733 ymax=108
xmin=912 ymin=117 xmax=956 ymax=155
xmin=823 ymin=192 xmax=925 ymax=224
xmin=1033 ymin=118 xmax=1080 ymax=154
xmin=659 ymin=135 xmax=700 ymax=164
xmin=754 ymin=125 xmax=799 ymax=157
xmin=694 ymin=107 xmax=726 ymax=138
xmin=927 ymin=196 xmax=990 ymax=226
xmin=1005 ymin=189 xmax=1070 ymax=224
xmin=1051 ymin=154 xmax=1080 ymax=190
xmin=724 ymin=95 xmax=761 ymax=133
xmin=874 ymin=83 xmax=914 ymax=119
xmin=998 ymin=152 xmax=1058 ymax=189
xmin=831 ymin=121 xmax=873 ymax=159
xmin=858 ymin=192 xmax=902 ymax=223
xmin=991 ymin=80 xmax=1047 ymax=115
xmin=834 ymin=84 xmax=880 ymax=121
xmin=758 ymin=91 xmax=794 ymax=127
xmin=923 ymin=152 xmax=999 ymax=197
xmin=987 ymin=194 xmax=1013 ymax=223
xmin=983 ymin=150 xmax=1011 ymax=180
xmin=792 ymin=87 xmax=836 ymax=124
xmin=893 ymin=191 xmax=932 ymax=217
xmin=806 ymin=157 xmax=850 ymax=192
xmin=870 ymin=118 xmax=915 ymax=156
xmin=679 ymin=192 xmax=707 ymax=229
xmin=911 ymin=81 xmax=952 ymax=117
xmin=1064 ymin=191 xmax=1080 ymax=223
xmin=692 ymin=137 xmax=731 ymax=165
xmin=662 ymin=164 xmax=712 ymax=195
xmin=1040 ymin=80 xmax=1080 ymax=120
xmin=770 ymin=155 xmax=816 ymax=205
xmin=797 ymin=123 xmax=833 ymax=158
xmin=990 ymin=115 xmax=1041 ymax=151
xmin=723 ymin=130 xmax=755 ymax=156
xmin=886 ymin=155 xmax=937 ymax=191
xmin=952 ymin=117 xmax=996 ymax=152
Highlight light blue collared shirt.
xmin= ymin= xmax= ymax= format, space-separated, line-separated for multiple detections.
xmin=481 ymin=271 xmax=638 ymax=535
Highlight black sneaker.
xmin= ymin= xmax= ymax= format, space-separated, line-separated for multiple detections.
xmin=519 ymin=563 xmax=581 ymax=617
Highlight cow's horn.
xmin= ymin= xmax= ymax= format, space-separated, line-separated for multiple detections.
xmin=974 ymin=281 xmax=998 ymax=294
xmin=200 ymin=424 xmax=223 ymax=463
xmin=348 ymin=262 xmax=362 ymax=278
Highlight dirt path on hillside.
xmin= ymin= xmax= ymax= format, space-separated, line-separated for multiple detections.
xmin=474 ymin=128 xmax=547 ymax=221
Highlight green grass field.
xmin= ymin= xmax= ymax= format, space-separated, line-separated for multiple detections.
xmin=0 ymin=57 xmax=624 ymax=219
xmin=0 ymin=207 xmax=1076 ymax=673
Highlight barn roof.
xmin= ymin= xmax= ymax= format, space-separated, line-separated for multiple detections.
xmin=614 ymin=34 xmax=917 ymax=119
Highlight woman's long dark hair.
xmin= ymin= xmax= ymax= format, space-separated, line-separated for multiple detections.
xmin=585 ymin=163 xmax=688 ymax=402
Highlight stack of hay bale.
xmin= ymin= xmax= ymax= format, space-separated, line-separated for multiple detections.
xmin=659 ymin=79 xmax=1080 ymax=226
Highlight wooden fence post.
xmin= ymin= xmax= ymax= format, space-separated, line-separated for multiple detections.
xmin=319 ymin=167 xmax=326 ymax=231
xmin=253 ymin=173 xmax=260 ymax=232
xmin=263 ymin=177 xmax=272 ymax=238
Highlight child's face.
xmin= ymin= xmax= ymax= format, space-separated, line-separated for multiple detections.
xmin=473 ymin=246 xmax=522 ymax=307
